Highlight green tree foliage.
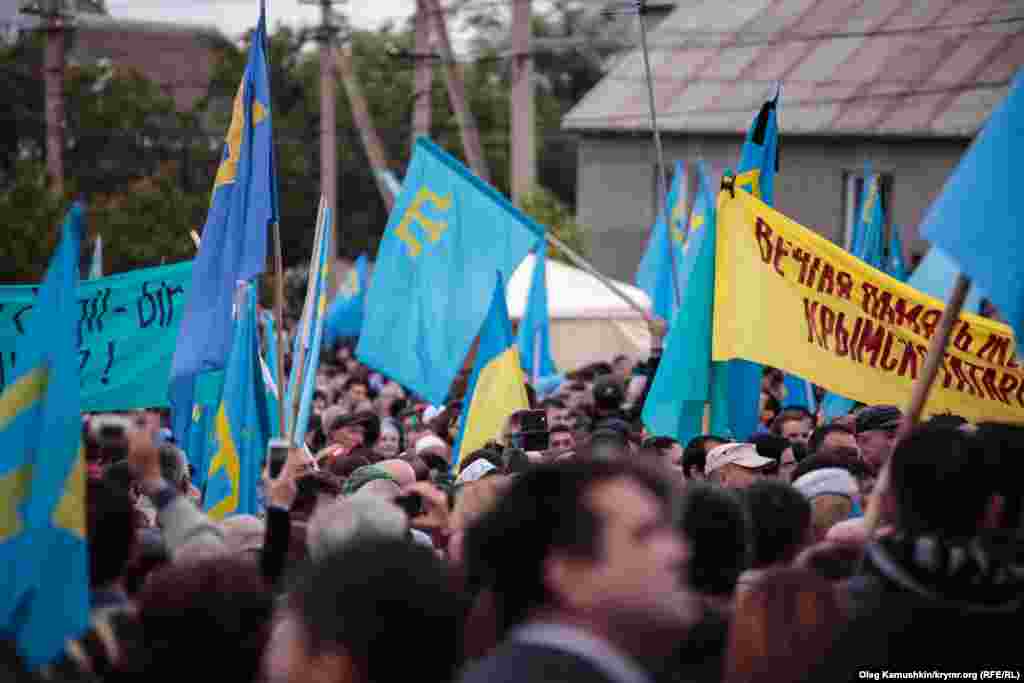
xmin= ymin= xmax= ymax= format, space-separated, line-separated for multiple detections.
xmin=518 ymin=186 xmax=587 ymax=264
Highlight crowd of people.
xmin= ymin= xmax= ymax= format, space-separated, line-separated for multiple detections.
xmin=8 ymin=318 xmax=1024 ymax=682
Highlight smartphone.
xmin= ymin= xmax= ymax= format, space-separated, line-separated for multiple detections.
xmin=512 ymin=430 xmax=550 ymax=451
xmin=394 ymin=492 xmax=423 ymax=517
xmin=266 ymin=438 xmax=291 ymax=478
xmin=520 ymin=410 xmax=548 ymax=433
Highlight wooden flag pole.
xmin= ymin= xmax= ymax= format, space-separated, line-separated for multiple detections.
xmin=272 ymin=220 xmax=288 ymax=440
xmin=863 ymin=273 xmax=972 ymax=536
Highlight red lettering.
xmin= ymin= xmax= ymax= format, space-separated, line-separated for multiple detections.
xmin=964 ymin=360 xmax=987 ymax=398
xmin=997 ymin=372 xmax=1020 ymax=405
xmin=894 ymin=299 xmax=923 ymax=335
xmin=879 ymin=332 xmax=899 ymax=372
xmin=982 ymin=367 xmax=1005 ymax=404
xmin=861 ymin=283 xmax=879 ymax=317
xmin=755 ymin=217 xmax=773 ymax=264
xmin=921 ymin=309 xmax=941 ymax=340
xmin=947 ymin=356 xmax=976 ymax=396
xmin=898 ymin=340 xmax=919 ymax=379
xmin=817 ymin=263 xmax=835 ymax=296
xmin=977 ymin=333 xmax=1011 ymax=366
xmin=773 ymin=237 xmax=789 ymax=277
xmin=835 ymin=313 xmax=850 ymax=356
xmin=953 ymin=321 xmax=974 ymax=353
xmin=858 ymin=320 xmax=885 ymax=368
xmin=819 ymin=305 xmax=836 ymax=352
xmin=806 ymin=257 xmax=821 ymax=291
xmin=793 ymin=248 xmax=812 ymax=285
xmin=836 ymin=271 xmax=854 ymax=301
xmin=876 ymin=291 xmax=896 ymax=325
xmin=803 ymin=299 xmax=824 ymax=347
xmin=850 ymin=317 xmax=865 ymax=363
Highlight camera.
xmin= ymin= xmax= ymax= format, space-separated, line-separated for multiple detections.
xmin=266 ymin=438 xmax=291 ymax=478
xmin=509 ymin=409 xmax=549 ymax=451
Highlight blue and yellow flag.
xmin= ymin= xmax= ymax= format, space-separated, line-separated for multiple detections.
xmin=516 ymin=244 xmax=557 ymax=382
xmin=637 ymin=161 xmax=688 ymax=322
xmin=452 ymin=273 xmax=529 ymax=472
xmin=169 ymin=1 xmax=277 ymax=445
xmin=922 ymin=68 xmax=1024 ymax=342
xmin=284 ymin=205 xmax=332 ymax=446
xmin=356 ymin=137 xmax=542 ymax=405
xmin=642 ymin=162 xmax=719 ymax=444
xmin=324 ymin=253 xmax=368 ymax=346
xmin=821 ymin=165 xmax=887 ymax=420
xmin=0 ymin=203 xmax=88 ymax=667
xmin=715 ymin=92 xmax=781 ymax=439
xmin=203 ymin=284 xmax=272 ymax=520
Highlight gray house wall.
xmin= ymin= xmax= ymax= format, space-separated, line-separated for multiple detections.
xmin=575 ymin=133 xmax=970 ymax=283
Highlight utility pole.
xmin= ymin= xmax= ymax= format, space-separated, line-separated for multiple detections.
xmin=335 ymin=43 xmax=394 ymax=210
xmin=422 ymin=0 xmax=489 ymax=183
xmin=301 ymin=0 xmax=343 ymax=290
xmin=412 ymin=0 xmax=433 ymax=146
xmin=510 ymin=0 xmax=535 ymax=206
xmin=21 ymin=0 xmax=70 ymax=196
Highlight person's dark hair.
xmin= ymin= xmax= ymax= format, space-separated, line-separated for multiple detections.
xmin=291 ymin=472 xmax=343 ymax=521
xmin=122 ymin=557 xmax=273 ymax=682
xmin=102 ymin=459 xmax=137 ymax=494
xmin=889 ymin=425 xmax=988 ymax=538
xmin=742 ymin=480 xmax=812 ymax=569
xmin=807 ymin=423 xmax=855 ymax=455
xmin=464 ymin=461 xmax=672 ymax=633
xmin=926 ymin=412 xmax=968 ymax=430
xmin=678 ymin=483 xmax=749 ymax=597
xmin=87 ymin=478 xmax=137 ymax=589
xmin=306 ymin=413 xmax=327 ymax=453
xmin=540 ymin=398 xmax=567 ymax=411
xmin=791 ymin=448 xmax=868 ymax=484
xmin=328 ymin=454 xmax=372 ymax=480
xmin=343 ymin=376 xmax=370 ymax=395
xmin=750 ymin=433 xmax=792 ymax=473
xmin=762 ymin=394 xmax=781 ymax=421
xmin=313 ymin=389 xmax=327 ymax=404
xmin=290 ymin=539 xmax=462 ymax=683
xmin=975 ymin=422 xmax=1024 ymax=532
xmin=682 ymin=435 xmax=729 ymax=480
xmin=770 ymin=407 xmax=814 ymax=435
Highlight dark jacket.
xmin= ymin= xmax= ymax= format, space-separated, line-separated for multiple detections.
xmin=459 ymin=641 xmax=624 ymax=683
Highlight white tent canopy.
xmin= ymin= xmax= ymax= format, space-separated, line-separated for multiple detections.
xmin=506 ymin=253 xmax=653 ymax=372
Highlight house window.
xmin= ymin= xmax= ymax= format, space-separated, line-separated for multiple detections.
xmin=842 ymin=170 xmax=894 ymax=257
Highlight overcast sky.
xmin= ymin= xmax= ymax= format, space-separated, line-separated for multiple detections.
xmin=105 ymin=0 xmax=416 ymax=39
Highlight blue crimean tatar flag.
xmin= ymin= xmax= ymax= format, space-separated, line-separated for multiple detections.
xmin=324 ymin=253 xmax=368 ymax=346
xmin=637 ymin=160 xmax=688 ymax=323
xmin=0 ymin=203 xmax=89 ymax=667
xmin=204 ymin=284 xmax=272 ymax=520
xmin=356 ymin=137 xmax=542 ymax=405
xmin=516 ymin=244 xmax=558 ymax=382
xmin=922 ymin=68 xmax=1024 ymax=344
xmin=168 ymin=1 xmax=277 ymax=445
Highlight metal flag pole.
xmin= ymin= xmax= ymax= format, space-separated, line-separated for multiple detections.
xmin=634 ymin=0 xmax=682 ymax=310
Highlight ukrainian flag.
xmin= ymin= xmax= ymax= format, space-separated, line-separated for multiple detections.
xmin=204 ymin=284 xmax=272 ymax=520
xmin=169 ymin=0 xmax=277 ymax=446
xmin=452 ymin=274 xmax=528 ymax=473
xmin=0 ymin=204 xmax=88 ymax=667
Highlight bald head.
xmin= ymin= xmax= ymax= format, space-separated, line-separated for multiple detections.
xmin=377 ymin=459 xmax=416 ymax=487
xmin=356 ymin=478 xmax=401 ymax=501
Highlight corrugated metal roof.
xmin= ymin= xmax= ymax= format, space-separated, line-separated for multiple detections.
xmin=563 ymin=0 xmax=1024 ymax=137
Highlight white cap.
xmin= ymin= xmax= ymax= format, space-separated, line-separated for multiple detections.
xmin=793 ymin=468 xmax=858 ymax=501
xmin=704 ymin=442 xmax=774 ymax=477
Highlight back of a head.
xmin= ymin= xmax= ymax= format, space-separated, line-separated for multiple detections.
xmin=450 ymin=476 xmax=510 ymax=533
xmin=890 ymin=425 xmax=987 ymax=538
xmin=742 ymin=480 xmax=812 ymax=569
xmin=682 ymin=435 xmax=728 ymax=480
xmin=726 ymin=567 xmax=843 ymax=683
xmin=807 ymin=423 xmax=855 ymax=455
xmin=291 ymin=538 xmax=462 ymax=683
xmin=88 ymin=478 xmax=137 ymax=589
xmin=126 ymin=557 xmax=272 ymax=682
xmin=463 ymin=461 xmax=668 ymax=631
xmin=790 ymin=450 xmax=863 ymax=484
xmin=677 ymin=483 xmax=749 ymax=598
xmin=306 ymin=495 xmax=407 ymax=561
xmin=101 ymin=460 xmax=136 ymax=494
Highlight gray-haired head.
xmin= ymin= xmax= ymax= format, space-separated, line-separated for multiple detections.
xmin=159 ymin=443 xmax=188 ymax=487
xmin=306 ymin=495 xmax=407 ymax=562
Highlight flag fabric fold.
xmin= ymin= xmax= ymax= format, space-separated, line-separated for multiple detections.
xmin=921 ymin=68 xmax=1024 ymax=344
xmin=0 ymin=203 xmax=89 ymax=667
xmin=516 ymin=243 xmax=558 ymax=382
xmin=168 ymin=3 xmax=277 ymax=445
xmin=284 ymin=204 xmax=332 ymax=446
xmin=203 ymin=284 xmax=272 ymax=520
xmin=87 ymin=234 xmax=103 ymax=280
xmin=637 ymin=160 xmax=687 ymax=323
xmin=451 ymin=273 xmax=529 ymax=473
xmin=356 ymin=137 xmax=542 ymax=405
xmin=642 ymin=162 xmax=718 ymax=444
xmin=324 ymin=253 xmax=368 ymax=346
